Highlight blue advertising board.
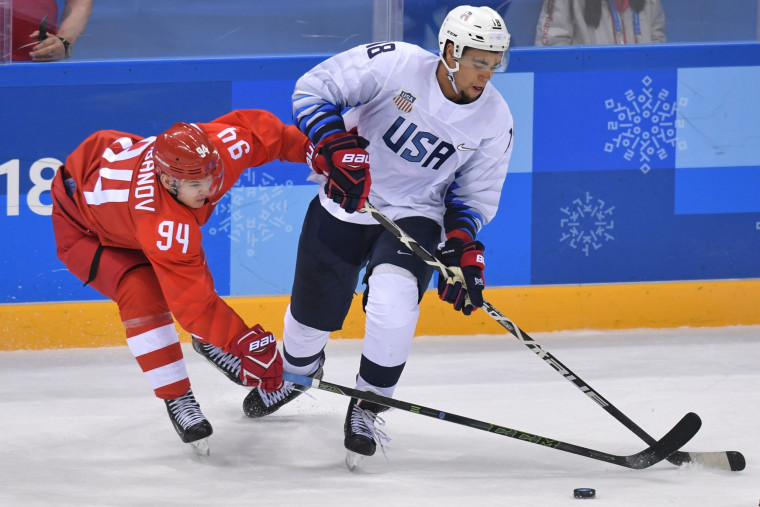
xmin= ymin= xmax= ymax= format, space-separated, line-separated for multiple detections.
xmin=1 ymin=44 xmax=759 ymax=305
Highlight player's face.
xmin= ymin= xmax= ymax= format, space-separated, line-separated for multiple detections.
xmin=161 ymin=174 xmax=215 ymax=208
xmin=452 ymin=48 xmax=503 ymax=104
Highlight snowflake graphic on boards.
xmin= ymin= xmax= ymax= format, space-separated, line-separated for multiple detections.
xmin=559 ymin=191 xmax=615 ymax=257
xmin=208 ymin=170 xmax=295 ymax=257
xmin=604 ymin=75 xmax=688 ymax=174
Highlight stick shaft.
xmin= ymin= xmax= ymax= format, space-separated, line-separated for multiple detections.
xmin=361 ymin=202 xmax=740 ymax=470
xmin=284 ymin=372 xmax=697 ymax=469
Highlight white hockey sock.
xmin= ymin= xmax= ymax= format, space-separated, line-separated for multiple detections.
xmin=283 ymin=304 xmax=329 ymax=376
xmin=359 ymin=264 xmax=420 ymax=397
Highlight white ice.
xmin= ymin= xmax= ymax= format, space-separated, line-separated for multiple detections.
xmin=1 ymin=325 xmax=758 ymax=506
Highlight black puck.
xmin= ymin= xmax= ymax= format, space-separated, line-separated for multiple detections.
xmin=573 ymin=488 xmax=596 ymax=499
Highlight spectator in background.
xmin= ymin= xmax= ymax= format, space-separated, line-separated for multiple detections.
xmin=535 ymin=0 xmax=665 ymax=46
xmin=12 ymin=0 xmax=92 ymax=61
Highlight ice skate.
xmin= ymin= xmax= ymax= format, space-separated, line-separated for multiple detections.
xmin=165 ymin=388 xmax=213 ymax=455
xmin=343 ymin=394 xmax=390 ymax=470
xmin=192 ymin=336 xmax=243 ymax=386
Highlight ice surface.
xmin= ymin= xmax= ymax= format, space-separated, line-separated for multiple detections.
xmin=1 ymin=326 xmax=758 ymax=506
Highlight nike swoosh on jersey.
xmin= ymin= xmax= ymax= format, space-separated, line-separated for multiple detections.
xmin=396 ymin=250 xmax=413 ymax=256
xmin=457 ymin=143 xmax=477 ymax=151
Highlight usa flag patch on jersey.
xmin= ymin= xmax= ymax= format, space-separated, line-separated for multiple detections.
xmin=392 ymin=90 xmax=416 ymax=113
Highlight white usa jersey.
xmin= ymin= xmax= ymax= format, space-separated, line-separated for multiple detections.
xmin=293 ymin=41 xmax=514 ymax=238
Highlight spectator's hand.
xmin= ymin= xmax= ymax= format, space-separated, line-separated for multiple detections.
xmin=313 ymin=131 xmax=371 ymax=213
xmin=229 ymin=325 xmax=283 ymax=392
xmin=27 ymin=32 xmax=68 ymax=62
xmin=436 ymin=238 xmax=486 ymax=315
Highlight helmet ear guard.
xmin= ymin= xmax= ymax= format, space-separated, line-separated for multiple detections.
xmin=154 ymin=122 xmax=225 ymax=196
xmin=438 ymin=5 xmax=511 ymax=73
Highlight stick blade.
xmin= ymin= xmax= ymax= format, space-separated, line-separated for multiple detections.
xmin=670 ymin=450 xmax=746 ymax=471
xmin=725 ymin=451 xmax=746 ymax=471
xmin=623 ymin=412 xmax=702 ymax=470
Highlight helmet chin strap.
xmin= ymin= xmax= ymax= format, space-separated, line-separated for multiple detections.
xmin=439 ymin=38 xmax=462 ymax=94
xmin=447 ymin=70 xmax=459 ymax=94
xmin=441 ymin=57 xmax=460 ymax=94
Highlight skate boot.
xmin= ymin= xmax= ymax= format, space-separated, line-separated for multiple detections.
xmin=344 ymin=394 xmax=391 ymax=470
xmin=242 ymin=353 xmax=325 ymax=418
xmin=165 ymin=388 xmax=213 ymax=454
xmin=192 ymin=336 xmax=243 ymax=386
xmin=343 ymin=395 xmax=390 ymax=459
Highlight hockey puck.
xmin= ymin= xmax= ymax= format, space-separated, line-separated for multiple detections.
xmin=573 ymin=488 xmax=596 ymax=499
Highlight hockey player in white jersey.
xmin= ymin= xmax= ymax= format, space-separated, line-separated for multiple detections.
xmin=243 ymin=5 xmax=514 ymax=464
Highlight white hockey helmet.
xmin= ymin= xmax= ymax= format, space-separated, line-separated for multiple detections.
xmin=438 ymin=5 xmax=511 ymax=73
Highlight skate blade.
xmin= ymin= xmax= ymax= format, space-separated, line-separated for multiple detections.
xmin=190 ymin=437 xmax=210 ymax=456
xmin=345 ymin=450 xmax=364 ymax=471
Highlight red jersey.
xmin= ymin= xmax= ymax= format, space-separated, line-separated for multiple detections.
xmin=62 ymin=109 xmax=309 ymax=349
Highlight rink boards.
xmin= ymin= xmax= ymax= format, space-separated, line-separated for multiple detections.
xmin=1 ymin=44 xmax=759 ymax=349
xmin=2 ymin=279 xmax=759 ymax=350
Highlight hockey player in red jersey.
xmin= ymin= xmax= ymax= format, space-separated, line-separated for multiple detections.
xmin=51 ymin=109 xmax=309 ymax=452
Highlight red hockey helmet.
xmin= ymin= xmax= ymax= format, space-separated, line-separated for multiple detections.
xmin=154 ymin=122 xmax=224 ymax=194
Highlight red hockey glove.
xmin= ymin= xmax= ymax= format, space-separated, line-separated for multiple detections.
xmin=229 ymin=325 xmax=283 ymax=392
xmin=313 ymin=131 xmax=371 ymax=214
xmin=436 ymin=238 xmax=486 ymax=316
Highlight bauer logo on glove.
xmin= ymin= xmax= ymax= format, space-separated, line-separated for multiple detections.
xmin=305 ymin=143 xmax=316 ymax=171
xmin=341 ymin=152 xmax=369 ymax=166
xmin=247 ymin=333 xmax=276 ymax=352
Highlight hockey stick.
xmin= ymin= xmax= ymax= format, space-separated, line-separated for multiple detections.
xmin=361 ymin=202 xmax=745 ymax=472
xmin=284 ymin=372 xmax=700 ymax=470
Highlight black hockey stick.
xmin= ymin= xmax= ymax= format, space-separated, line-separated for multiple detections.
xmin=361 ymin=202 xmax=745 ymax=472
xmin=283 ymin=372 xmax=700 ymax=470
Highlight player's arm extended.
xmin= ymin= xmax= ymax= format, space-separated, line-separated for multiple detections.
xmin=136 ymin=213 xmax=247 ymax=351
xmin=203 ymin=109 xmax=311 ymax=169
